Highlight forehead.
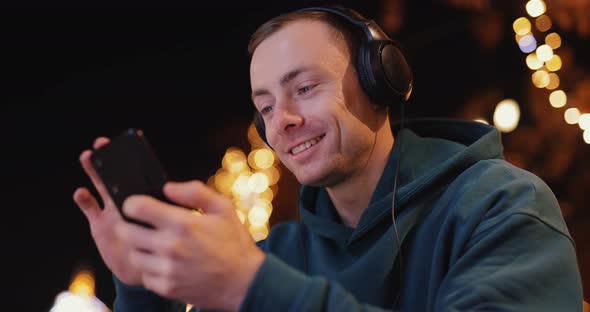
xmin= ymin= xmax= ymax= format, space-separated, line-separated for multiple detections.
xmin=249 ymin=20 xmax=349 ymax=85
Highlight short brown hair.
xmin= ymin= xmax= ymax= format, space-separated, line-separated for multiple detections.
xmin=247 ymin=10 xmax=361 ymax=63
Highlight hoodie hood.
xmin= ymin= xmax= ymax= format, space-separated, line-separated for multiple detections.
xmin=299 ymin=118 xmax=504 ymax=244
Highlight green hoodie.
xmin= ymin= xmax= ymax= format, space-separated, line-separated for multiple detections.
xmin=114 ymin=119 xmax=583 ymax=311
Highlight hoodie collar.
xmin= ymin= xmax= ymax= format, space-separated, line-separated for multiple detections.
xmin=299 ymin=118 xmax=502 ymax=244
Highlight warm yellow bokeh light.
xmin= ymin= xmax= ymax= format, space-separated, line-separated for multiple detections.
xmin=526 ymin=0 xmax=546 ymax=18
xmin=258 ymin=187 xmax=274 ymax=202
xmin=69 ymin=271 xmax=95 ymax=297
xmin=578 ymin=114 xmax=590 ymax=130
xmin=232 ymin=174 xmax=251 ymax=196
xmin=546 ymin=73 xmax=560 ymax=90
xmin=564 ymin=108 xmax=581 ymax=124
xmin=526 ymin=53 xmax=543 ymax=70
xmin=584 ymin=130 xmax=590 ymax=144
xmin=536 ymin=44 xmax=553 ymax=62
xmin=256 ymin=166 xmax=280 ymax=186
xmin=545 ymin=33 xmax=562 ymax=49
xmin=513 ymin=17 xmax=532 ymax=35
xmin=214 ymin=170 xmax=235 ymax=195
xmin=248 ymin=172 xmax=269 ymax=193
xmin=248 ymin=205 xmax=270 ymax=227
xmin=493 ymin=99 xmax=521 ymax=133
xmin=535 ymin=15 xmax=552 ymax=32
xmin=549 ymin=90 xmax=567 ymax=108
xmin=249 ymin=224 xmax=269 ymax=242
xmin=473 ymin=118 xmax=489 ymax=125
xmin=254 ymin=149 xmax=275 ymax=170
xmin=222 ymin=148 xmax=248 ymax=173
xmin=253 ymin=198 xmax=273 ymax=215
xmin=545 ymin=55 xmax=562 ymax=72
xmin=532 ymin=70 xmax=550 ymax=88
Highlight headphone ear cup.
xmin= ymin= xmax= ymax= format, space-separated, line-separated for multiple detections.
xmin=362 ymin=40 xmax=413 ymax=108
xmin=378 ymin=42 xmax=413 ymax=102
xmin=356 ymin=42 xmax=384 ymax=108
xmin=253 ymin=111 xmax=269 ymax=147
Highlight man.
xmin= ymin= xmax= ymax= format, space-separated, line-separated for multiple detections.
xmin=74 ymin=6 xmax=583 ymax=311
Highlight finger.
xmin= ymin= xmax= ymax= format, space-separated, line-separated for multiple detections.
xmin=79 ymin=149 xmax=115 ymax=206
xmin=129 ymin=248 xmax=169 ymax=277
xmin=116 ymin=221 xmax=159 ymax=253
xmin=73 ymin=187 xmax=101 ymax=222
xmin=123 ymin=195 xmax=194 ymax=230
xmin=93 ymin=137 xmax=110 ymax=150
xmin=164 ymin=180 xmax=232 ymax=215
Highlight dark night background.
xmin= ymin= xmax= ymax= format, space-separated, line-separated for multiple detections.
xmin=1 ymin=0 xmax=588 ymax=310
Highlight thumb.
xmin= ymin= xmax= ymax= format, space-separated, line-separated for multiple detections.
xmin=163 ymin=180 xmax=233 ymax=215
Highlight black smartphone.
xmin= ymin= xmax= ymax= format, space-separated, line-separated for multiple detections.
xmin=90 ymin=128 xmax=169 ymax=227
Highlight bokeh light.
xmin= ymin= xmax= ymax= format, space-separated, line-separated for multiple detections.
xmin=565 ymin=108 xmax=581 ymax=124
xmin=493 ymin=99 xmax=521 ymax=133
xmin=549 ymin=90 xmax=567 ymax=108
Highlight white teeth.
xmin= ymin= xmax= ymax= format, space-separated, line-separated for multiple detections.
xmin=290 ymin=135 xmax=324 ymax=155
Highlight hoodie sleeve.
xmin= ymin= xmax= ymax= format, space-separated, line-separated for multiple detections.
xmin=112 ymin=275 xmax=186 ymax=312
xmin=238 ymin=254 xmax=397 ymax=312
xmin=433 ymin=175 xmax=583 ymax=311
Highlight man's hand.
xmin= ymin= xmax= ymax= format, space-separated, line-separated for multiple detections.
xmin=118 ymin=180 xmax=265 ymax=311
xmin=73 ymin=137 xmax=143 ymax=286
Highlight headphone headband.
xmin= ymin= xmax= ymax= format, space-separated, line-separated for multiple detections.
xmin=253 ymin=6 xmax=413 ymax=147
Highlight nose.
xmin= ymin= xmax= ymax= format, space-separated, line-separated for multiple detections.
xmin=274 ymin=106 xmax=304 ymax=135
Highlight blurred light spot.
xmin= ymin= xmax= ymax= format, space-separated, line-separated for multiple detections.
xmin=248 ymin=205 xmax=270 ymax=227
xmin=526 ymin=53 xmax=544 ymax=70
xmin=249 ymin=224 xmax=269 ymax=242
xmin=584 ymin=130 xmax=590 ymax=144
xmin=564 ymin=108 xmax=581 ymax=124
xmin=214 ymin=170 xmax=234 ymax=195
xmin=513 ymin=17 xmax=532 ymax=35
xmin=532 ymin=70 xmax=550 ymax=88
xmin=546 ymin=73 xmax=560 ymax=90
xmin=493 ymin=99 xmax=521 ymax=133
xmin=253 ymin=198 xmax=273 ymax=215
xmin=50 ymin=292 xmax=109 ymax=312
xmin=256 ymin=166 xmax=280 ymax=186
xmin=526 ymin=0 xmax=546 ymax=18
xmin=254 ymin=149 xmax=275 ymax=170
xmin=545 ymin=54 xmax=562 ymax=72
xmin=222 ymin=148 xmax=248 ymax=173
xmin=248 ymin=172 xmax=269 ymax=193
xmin=536 ymin=44 xmax=553 ymax=62
xmin=545 ymin=32 xmax=562 ymax=49
xmin=578 ymin=114 xmax=590 ymax=130
xmin=549 ymin=90 xmax=567 ymax=108
xmin=535 ymin=14 xmax=552 ymax=32
xmin=518 ymin=34 xmax=537 ymax=53
xmin=258 ymin=187 xmax=274 ymax=202
xmin=232 ymin=174 xmax=251 ymax=196
xmin=69 ymin=270 xmax=95 ymax=297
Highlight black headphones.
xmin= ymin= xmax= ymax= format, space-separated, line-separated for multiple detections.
xmin=253 ymin=5 xmax=413 ymax=146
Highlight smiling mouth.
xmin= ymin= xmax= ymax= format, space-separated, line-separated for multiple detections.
xmin=290 ymin=134 xmax=326 ymax=155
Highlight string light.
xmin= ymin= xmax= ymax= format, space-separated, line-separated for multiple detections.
xmin=514 ymin=1 xmax=588 ymax=143
xmin=493 ymin=99 xmax=521 ymax=133
xmin=210 ymin=123 xmax=281 ymax=241
xmin=526 ymin=0 xmax=546 ymax=18
xmin=549 ymin=90 xmax=567 ymax=107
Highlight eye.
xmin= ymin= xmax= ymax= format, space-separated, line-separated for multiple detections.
xmin=260 ymin=105 xmax=273 ymax=115
xmin=297 ymin=84 xmax=316 ymax=95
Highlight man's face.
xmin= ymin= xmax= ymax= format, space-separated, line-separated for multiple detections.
xmin=250 ymin=20 xmax=380 ymax=187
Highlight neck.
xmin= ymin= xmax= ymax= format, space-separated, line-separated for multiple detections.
xmin=326 ymin=125 xmax=394 ymax=228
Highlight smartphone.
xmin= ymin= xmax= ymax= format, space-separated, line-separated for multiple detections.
xmin=90 ymin=128 xmax=169 ymax=228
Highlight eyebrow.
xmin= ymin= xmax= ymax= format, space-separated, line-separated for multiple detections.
xmin=251 ymin=67 xmax=311 ymax=102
